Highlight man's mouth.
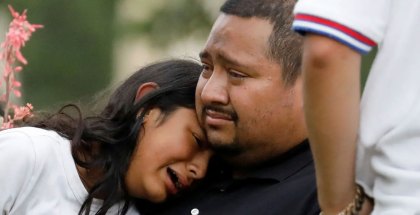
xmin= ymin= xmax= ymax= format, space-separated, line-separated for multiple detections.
xmin=205 ymin=108 xmax=233 ymax=120
xmin=202 ymin=107 xmax=236 ymax=127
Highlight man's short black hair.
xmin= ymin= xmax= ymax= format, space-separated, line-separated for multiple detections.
xmin=221 ymin=0 xmax=302 ymax=85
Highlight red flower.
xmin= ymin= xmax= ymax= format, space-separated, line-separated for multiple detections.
xmin=0 ymin=5 xmax=42 ymax=128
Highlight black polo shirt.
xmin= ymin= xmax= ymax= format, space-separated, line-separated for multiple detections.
xmin=139 ymin=140 xmax=320 ymax=215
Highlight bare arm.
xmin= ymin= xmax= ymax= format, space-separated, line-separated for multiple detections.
xmin=302 ymin=34 xmax=366 ymax=214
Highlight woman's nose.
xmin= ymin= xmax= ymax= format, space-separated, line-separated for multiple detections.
xmin=188 ymin=151 xmax=212 ymax=179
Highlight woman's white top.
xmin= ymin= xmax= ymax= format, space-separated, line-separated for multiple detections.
xmin=0 ymin=127 xmax=138 ymax=214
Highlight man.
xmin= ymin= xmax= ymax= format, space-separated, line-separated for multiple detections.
xmin=139 ymin=0 xmax=319 ymax=214
xmin=293 ymin=0 xmax=420 ymax=214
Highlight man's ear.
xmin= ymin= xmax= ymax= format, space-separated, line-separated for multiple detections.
xmin=135 ymin=82 xmax=159 ymax=103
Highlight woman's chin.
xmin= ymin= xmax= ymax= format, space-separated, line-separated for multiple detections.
xmin=145 ymin=192 xmax=168 ymax=203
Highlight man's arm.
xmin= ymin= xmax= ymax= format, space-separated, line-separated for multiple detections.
xmin=301 ymin=34 xmax=365 ymax=214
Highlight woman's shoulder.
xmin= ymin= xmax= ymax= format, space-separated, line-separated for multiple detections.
xmin=0 ymin=127 xmax=66 ymax=144
xmin=0 ymin=127 xmax=77 ymax=213
xmin=1 ymin=126 xmax=61 ymax=136
xmin=0 ymin=127 xmax=69 ymax=162
xmin=0 ymin=127 xmax=67 ymax=201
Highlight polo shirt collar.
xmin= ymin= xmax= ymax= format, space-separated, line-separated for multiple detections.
xmin=243 ymin=139 xmax=313 ymax=182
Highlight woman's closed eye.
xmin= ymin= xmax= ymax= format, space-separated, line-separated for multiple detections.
xmin=192 ymin=134 xmax=206 ymax=148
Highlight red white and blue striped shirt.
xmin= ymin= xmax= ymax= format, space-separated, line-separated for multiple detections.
xmin=293 ymin=13 xmax=376 ymax=54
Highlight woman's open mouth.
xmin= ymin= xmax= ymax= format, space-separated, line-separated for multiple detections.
xmin=167 ymin=167 xmax=185 ymax=194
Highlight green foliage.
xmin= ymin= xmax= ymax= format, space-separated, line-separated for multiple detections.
xmin=1 ymin=0 xmax=116 ymax=109
xmin=0 ymin=0 xmax=216 ymax=110
xmin=361 ymin=47 xmax=377 ymax=91
xmin=119 ymin=0 xmax=214 ymax=48
xmin=2 ymin=0 xmax=378 ymax=112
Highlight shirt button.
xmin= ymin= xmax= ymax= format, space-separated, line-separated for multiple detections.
xmin=191 ymin=208 xmax=199 ymax=215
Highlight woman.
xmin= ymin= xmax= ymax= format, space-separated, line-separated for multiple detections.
xmin=0 ymin=59 xmax=212 ymax=214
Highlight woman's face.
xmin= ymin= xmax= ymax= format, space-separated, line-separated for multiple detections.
xmin=125 ymin=107 xmax=212 ymax=202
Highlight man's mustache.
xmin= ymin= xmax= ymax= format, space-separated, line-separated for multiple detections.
xmin=202 ymin=105 xmax=239 ymax=122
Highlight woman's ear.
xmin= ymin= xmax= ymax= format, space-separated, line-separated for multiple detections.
xmin=135 ymin=82 xmax=159 ymax=103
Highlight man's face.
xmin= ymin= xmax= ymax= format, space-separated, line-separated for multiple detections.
xmin=196 ymin=14 xmax=306 ymax=166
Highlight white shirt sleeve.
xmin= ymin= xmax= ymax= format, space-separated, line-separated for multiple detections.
xmin=0 ymin=129 xmax=37 ymax=212
xmin=292 ymin=0 xmax=391 ymax=54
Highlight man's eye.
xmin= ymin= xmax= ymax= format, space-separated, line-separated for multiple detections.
xmin=201 ymin=64 xmax=210 ymax=71
xmin=201 ymin=64 xmax=212 ymax=78
xmin=228 ymin=70 xmax=247 ymax=79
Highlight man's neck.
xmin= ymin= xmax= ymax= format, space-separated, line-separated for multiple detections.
xmin=228 ymin=138 xmax=310 ymax=179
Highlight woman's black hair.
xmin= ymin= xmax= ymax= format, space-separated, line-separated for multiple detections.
xmin=28 ymin=59 xmax=202 ymax=215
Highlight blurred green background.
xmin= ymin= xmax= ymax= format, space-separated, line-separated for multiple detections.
xmin=0 ymin=0 xmax=218 ymax=110
xmin=0 ymin=0 xmax=373 ymax=111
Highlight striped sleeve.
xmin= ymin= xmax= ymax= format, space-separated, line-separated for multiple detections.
xmin=292 ymin=13 xmax=377 ymax=54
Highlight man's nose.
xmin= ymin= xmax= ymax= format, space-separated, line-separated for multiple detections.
xmin=200 ymin=70 xmax=229 ymax=105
